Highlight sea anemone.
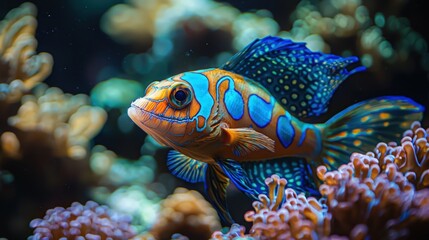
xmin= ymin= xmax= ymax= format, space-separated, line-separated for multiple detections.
xmin=29 ymin=201 xmax=136 ymax=240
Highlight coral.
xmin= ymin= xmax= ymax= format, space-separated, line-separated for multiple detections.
xmin=29 ymin=200 xmax=136 ymax=240
xmin=100 ymin=0 xmax=170 ymax=46
xmin=315 ymin=122 xmax=429 ymax=239
xmin=371 ymin=121 xmax=429 ymax=190
xmin=101 ymin=0 xmax=278 ymax=50
xmin=8 ymin=84 xmax=107 ymax=159
xmin=0 ymin=2 xmax=53 ymax=102
xmin=211 ymin=223 xmax=250 ymax=240
xmin=144 ymin=187 xmax=221 ymax=240
xmin=212 ymin=175 xmax=330 ymax=240
xmin=213 ymin=122 xmax=429 ymax=240
xmin=0 ymin=131 xmax=20 ymax=159
xmin=279 ymin=0 xmax=429 ymax=81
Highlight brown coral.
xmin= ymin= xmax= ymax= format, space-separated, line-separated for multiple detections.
xmin=0 ymin=2 xmax=53 ymax=102
xmin=7 ymin=84 xmax=107 ymax=159
xmin=142 ymin=187 xmax=221 ymax=240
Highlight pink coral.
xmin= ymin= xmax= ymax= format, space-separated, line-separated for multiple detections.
xmin=29 ymin=201 xmax=136 ymax=240
xmin=214 ymin=122 xmax=429 ymax=240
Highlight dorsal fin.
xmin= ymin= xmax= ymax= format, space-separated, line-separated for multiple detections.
xmin=221 ymin=36 xmax=366 ymax=118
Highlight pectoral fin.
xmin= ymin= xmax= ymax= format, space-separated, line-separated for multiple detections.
xmin=222 ymin=127 xmax=275 ymax=156
xmin=205 ymin=164 xmax=234 ymax=225
xmin=167 ymin=150 xmax=207 ymax=183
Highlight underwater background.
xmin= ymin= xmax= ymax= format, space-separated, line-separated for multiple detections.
xmin=1 ymin=0 xmax=429 ymax=239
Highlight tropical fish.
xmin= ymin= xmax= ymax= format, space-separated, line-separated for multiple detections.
xmin=128 ymin=36 xmax=424 ymax=224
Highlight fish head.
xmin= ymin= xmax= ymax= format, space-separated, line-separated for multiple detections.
xmin=128 ymin=74 xmax=218 ymax=150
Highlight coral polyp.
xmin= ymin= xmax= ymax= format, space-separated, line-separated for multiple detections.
xmin=213 ymin=122 xmax=429 ymax=240
xmin=29 ymin=201 xmax=136 ymax=240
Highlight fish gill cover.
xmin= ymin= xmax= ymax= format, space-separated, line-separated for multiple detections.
xmin=0 ymin=0 xmax=428 ymax=240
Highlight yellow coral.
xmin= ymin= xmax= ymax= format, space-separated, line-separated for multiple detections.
xmin=0 ymin=2 xmax=53 ymax=102
xmin=8 ymin=84 xmax=107 ymax=159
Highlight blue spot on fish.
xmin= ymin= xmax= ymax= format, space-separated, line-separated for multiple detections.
xmin=181 ymin=72 xmax=214 ymax=132
xmin=216 ymin=76 xmax=244 ymax=120
xmin=248 ymin=94 xmax=274 ymax=128
xmin=277 ymin=112 xmax=295 ymax=148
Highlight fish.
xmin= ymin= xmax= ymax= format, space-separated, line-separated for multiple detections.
xmin=127 ymin=36 xmax=424 ymax=224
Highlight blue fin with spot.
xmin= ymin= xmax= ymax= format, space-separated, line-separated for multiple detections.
xmin=167 ymin=150 xmax=207 ymax=183
xmin=216 ymin=159 xmax=260 ymax=200
xmin=318 ymin=96 xmax=424 ymax=170
xmin=205 ymin=164 xmax=234 ymax=225
xmin=221 ymin=36 xmax=366 ymax=118
xmin=240 ymin=157 xmax=319 ymax=197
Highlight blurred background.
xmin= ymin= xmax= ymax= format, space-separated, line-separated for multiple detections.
xmin=1 ymin=0 xmax=428 ymax=239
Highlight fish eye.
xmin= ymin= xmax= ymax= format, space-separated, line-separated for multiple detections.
xmin=169 ymin=83 xmax=192 ymax=109
xmin=145 ymin=81 xmax=159 ymax=95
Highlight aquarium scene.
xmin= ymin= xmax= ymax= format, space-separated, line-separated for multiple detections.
xmin=1 ymin=0 xmax=429 ymax=239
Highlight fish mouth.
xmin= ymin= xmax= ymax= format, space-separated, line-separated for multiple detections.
xmin=128 ymin=102 xmax=192 ymax=124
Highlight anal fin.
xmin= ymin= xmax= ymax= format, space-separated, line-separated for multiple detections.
xmin=222 ymin=127 xmax=275 ymax=156
xmin=205 ymin=164 xmax=233 ymax=225
xmin=217 ymin=159 xmax=260 ymax=200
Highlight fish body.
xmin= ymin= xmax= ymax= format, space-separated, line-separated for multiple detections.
xmin=130 ymin=69 xmax=320 ymax=162
xmin=128 ymin=36 xmax=424 ymax=224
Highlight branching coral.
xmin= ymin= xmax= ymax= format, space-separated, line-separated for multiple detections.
xmin=137 ymin=187 xmax=220 ymax=240
xmin=29 ymin=201 xmax=136 ymax=240
xmin=7 ymin=84 xmax=107 ymax=159
xmin=0 ymin=2 xmax=53 ymax=102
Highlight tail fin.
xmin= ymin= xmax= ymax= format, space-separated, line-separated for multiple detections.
xmin=317 ymin=96 xmax=424 ymax=170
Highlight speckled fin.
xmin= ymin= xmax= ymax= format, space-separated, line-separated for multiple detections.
xmin=167 ymin=150 xmax=207 ymax=183
xmin=220 ymin=36 xmax=366 ymax=118
xmin=240 ymin=157 xmax=319 ymax=196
